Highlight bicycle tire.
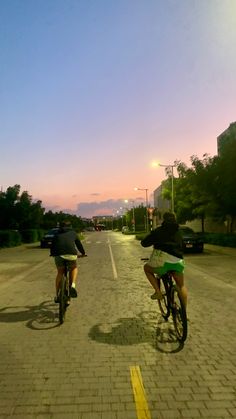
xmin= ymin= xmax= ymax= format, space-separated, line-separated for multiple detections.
xmin=171 ymin=286 xmax=188 ymax=342
xmin=157 ymin=275 xmax=170 ymax=319
xmin=59 ymin=275 xmax=67 ymax=324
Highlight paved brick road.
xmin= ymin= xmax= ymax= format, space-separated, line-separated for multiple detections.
xmin=0 ymin=233 xmax=235 ymax=418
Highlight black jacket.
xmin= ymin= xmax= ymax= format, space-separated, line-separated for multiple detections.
xmin=141 ymin=221 xmax=183 ymax=259
xmin=50 ymin=227 xmax=85 ymax=256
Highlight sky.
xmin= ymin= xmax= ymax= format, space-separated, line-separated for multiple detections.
xmin=1 ymin=0 xmax=236 ymax=218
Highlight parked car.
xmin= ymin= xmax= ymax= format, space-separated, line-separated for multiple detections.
xmin=179 ymin=226 xmax=204 ymax=253
xmin=40 ymin=228 xmax=59 ymax=248
xmin=122 ymin=226 xmax=129 ymax=233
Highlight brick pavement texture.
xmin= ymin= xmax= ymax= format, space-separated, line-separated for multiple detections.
xmin=0 ymin=236 xmax=236 ymax=418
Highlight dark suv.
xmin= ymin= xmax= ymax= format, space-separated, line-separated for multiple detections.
xmin=40 ymin=228 xmax=59 ymax=248
xmin=179 ymin=226 xmax=204 ymax=253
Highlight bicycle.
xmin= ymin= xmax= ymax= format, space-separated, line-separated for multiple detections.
xmin=141 ymin=258 xmax=188 ymax=342
xmin=58 ymin=260 xmax=70 ymax=325
xmin=58 ymin=255 xmax=87 ymax=325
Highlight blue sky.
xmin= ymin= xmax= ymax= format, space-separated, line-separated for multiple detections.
xmin=1 ymin=0 xmax=236 ymax=217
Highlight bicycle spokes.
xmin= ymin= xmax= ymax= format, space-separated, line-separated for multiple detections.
xmin=158 ymin=277 xmax=170 ymax=319
xmin=171 ymin=289 xmax=187 ymax=342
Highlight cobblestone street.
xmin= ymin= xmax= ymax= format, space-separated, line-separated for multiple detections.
xmin=0 ymin=232 xmax=235 ymax=418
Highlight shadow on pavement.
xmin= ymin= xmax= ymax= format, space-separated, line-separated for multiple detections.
xmin=155 ymin=316 xmax=185 ymax=353
xmin=88 ymin=312 xmax=185 ymax=353
xmin=0 ymin=300 xmax=59 ymax=330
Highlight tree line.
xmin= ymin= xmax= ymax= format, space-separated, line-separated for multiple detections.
xmin=162 ymin=137 xmax=236 ymax=232
xmin=0 ymin=185 xmax=85 ymax=232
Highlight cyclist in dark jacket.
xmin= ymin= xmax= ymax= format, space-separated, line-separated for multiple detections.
xmin=50 ymin=221 xmax=86 ymax=303
xmin=141 ymin=212 xmax=187 ymax=306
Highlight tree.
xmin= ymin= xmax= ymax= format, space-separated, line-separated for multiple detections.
xmin=213 ymin=138 xmax=236 ymax=231
xmin=0 ymin=185 xmax=21 ymax=229
xmin=173 ymin=155 xmax=219 ymax=231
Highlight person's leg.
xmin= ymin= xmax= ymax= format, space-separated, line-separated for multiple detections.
xmin=69 ymin=266 xmax=78 ymax=287
xmin=172 ymin=272 xmax=187 ymax=307
xmin=55 ymin=266 xmax=65 ymax=295
xmin=69 ymin=262 xmax=78 ymax=297
xmin=144 ymin=263 xmax=162 ymax=299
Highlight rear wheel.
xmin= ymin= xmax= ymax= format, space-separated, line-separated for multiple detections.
xmin=157 ymin=275 xmax=170 ymax=319
xmin=171 ymin=286 xmax=188 ymax=342
xmin=59 ymin=276 xmax=67 ymax=324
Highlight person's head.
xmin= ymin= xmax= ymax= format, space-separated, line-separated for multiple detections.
xmin=59 ymin=220 xmax=72 ymax=229
xmin=163 ymin=211 xmax=177 ymax=224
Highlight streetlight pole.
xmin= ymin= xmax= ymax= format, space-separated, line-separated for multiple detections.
xmin=134 ymin=187 xmax=149 ymax=232
xmin=159 ymin=164 xmax=175 ymax=212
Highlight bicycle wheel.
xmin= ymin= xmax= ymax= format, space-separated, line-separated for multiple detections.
xmin=171 ymin=286 xmax=188 ymax=342
xmin=157 ymin=275 xmax=170 ymax=319
xmin=59 ymin=275 xmax=67 ymax=324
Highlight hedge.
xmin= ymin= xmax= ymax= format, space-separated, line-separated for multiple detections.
xmin=0 ymin=230 xmax=22 ymax=248
xmin=203 ymin=233 xmax=236 ymax=247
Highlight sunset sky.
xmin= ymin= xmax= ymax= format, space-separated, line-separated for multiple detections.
xmin=1 ymin=0 xmax=236 ymax=218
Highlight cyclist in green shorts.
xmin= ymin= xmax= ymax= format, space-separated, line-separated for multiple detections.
xmin=141 ymin=212 xmax=187 ymax=307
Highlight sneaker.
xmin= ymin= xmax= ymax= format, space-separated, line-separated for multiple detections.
xmin=70 ymin=287 xmax=78 ymax=298
xmin=54 ymin=296 xmax=59 ymax=303
xmin=151 ymin=291 xmax=163 ymax=300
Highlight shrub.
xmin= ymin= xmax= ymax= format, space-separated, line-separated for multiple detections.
xmin=20 ymin=229 xmax=39 ymax=243
xmin=37 ymin=229 xmax=46 ymax=240
xmin=204 ymin=233 xmax=236 ymax=247
xmin=135 ymin=232 xmax=147 ymax=241
xmin=0 ymin=230 xmax=22 ymax=248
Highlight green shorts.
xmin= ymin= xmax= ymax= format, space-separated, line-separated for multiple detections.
xmin=153 ymin=261 xmax=185 ymax=276
xmin=54 ymin=256 xmax=77 ymax=270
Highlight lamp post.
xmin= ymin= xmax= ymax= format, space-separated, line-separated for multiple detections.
xmin=158 ymin=164 xmax=175 ymax=212
xmin=134 ymin=187 xmax=149 ymax=232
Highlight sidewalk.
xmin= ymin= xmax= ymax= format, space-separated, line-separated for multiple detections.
xmin=204 ymin=243 xmax=236 ymax=257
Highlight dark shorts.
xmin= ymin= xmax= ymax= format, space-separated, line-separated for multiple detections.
xmin=54 ymin=256 xmax=77 ymax=270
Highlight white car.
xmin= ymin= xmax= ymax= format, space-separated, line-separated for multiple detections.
xmin=122 ymin=226 xmax=129 ymax=233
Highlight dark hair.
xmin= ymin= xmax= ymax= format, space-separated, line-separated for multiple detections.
xmin=59 ymin=220 xmax=72 ymax=228
xmin=163 ymin=212 xmax=176 ymax=223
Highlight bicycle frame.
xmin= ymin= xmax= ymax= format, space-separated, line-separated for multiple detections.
xmin=58 ymin=261 xmax=70 ymax=324
xmin=141 ymin=257 xmax=187 ymax=342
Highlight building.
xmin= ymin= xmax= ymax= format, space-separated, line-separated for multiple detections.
xmin=92 ymin=215 xmax=113 ymax=230
xmin=153 ymin=185 xmax=170 ymax=212
xmin=152 ymin=184 xmax=170 ymax=227
xmin=217 ymin=121 xmax=236 ymax=155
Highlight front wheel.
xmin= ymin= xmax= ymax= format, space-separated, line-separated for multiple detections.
xmin=171 ymin=286 xmax=188 ymax=342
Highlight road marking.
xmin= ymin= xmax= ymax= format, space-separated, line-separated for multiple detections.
xmin=108 ymin=240 xmax=118 ymax=279
xmin=130 ymin=365 xmax=151 ymax=419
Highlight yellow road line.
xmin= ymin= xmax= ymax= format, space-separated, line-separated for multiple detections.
xmin=130 ymin=365 xmax=152 ymax=419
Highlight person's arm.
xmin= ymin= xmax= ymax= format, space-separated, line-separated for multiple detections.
xmin=75 ymin=237 xmax=86 ymax=255
xmin=176 ymin=230 xmax=184 ymax=252
xmin=50 ymin=235 xmax=56 ymax=256
xmin=141 ymin=231 xmax=156 ymax=247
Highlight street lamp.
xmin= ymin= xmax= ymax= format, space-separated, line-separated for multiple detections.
xmin=134 ymin=187 xmax=149 ymax=232
xmin=158 ymin=163 xmax=176 ymax=212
